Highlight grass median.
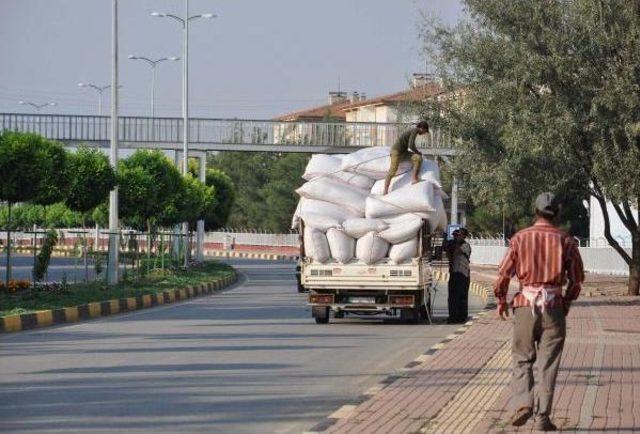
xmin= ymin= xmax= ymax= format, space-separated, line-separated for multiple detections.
xmin=0 ymin=261 xmax=234 ymax=317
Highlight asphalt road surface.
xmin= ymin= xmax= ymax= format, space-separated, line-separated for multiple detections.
xmin=0 ymin=259 xmax=486 ymax=434
xmin=0 ymin=254 xmax=98 ymax=283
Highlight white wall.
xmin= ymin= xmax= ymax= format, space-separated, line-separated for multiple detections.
xmin=469 ymin=244 xmax=631 ymax=276
xmin=589 ymin=196 xmax=637 ymax=246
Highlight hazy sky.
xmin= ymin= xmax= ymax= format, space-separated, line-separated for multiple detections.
xmin=0 ymin=0 xmax=464 ymax=119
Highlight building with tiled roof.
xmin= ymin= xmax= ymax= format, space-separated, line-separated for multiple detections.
xmin=273 ymin=74 xmax=444 ymax=123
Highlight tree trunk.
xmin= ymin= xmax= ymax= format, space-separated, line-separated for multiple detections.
xmin=5 ymin=202 xmax=12 ymax=286
xmin=629 ymin=235 xmax=640 ymax=296
xmin=146 ymin=220 xmax=152 ymax=275
xmin=82 ymin=216 xmax=89 ymax=282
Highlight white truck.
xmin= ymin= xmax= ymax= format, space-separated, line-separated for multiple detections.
xmin=299 ymin=220 xmax=438 ymax=324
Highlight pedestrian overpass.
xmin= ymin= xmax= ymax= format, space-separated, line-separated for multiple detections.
xmin=0 ymin=113 xmax=457 ymax=155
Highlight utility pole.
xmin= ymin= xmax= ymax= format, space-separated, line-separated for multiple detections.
xmin=107 ymin=0 xmax=120 ymax=284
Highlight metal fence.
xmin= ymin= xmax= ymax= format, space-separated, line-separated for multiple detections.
xmin=0 ymin=113 xmax=455 ymax=151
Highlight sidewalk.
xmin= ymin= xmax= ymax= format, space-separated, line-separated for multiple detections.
xmin=312 ymin=296 xmax=640 ymax=433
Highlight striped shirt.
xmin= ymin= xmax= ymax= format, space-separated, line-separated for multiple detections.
xmin=494 ymin=218 xmax=584 ymax=308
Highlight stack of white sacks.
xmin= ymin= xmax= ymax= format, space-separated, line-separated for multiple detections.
xmin=292 ymin=147 xmax=447 ymax=265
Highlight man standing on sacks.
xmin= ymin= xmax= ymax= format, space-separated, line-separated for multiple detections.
xmin=383 ymin=121 xmax=430 ymax=195
xmin=494 ymin=192 xmax=584 ymax=431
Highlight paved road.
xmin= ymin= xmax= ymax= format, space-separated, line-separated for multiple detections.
xmin=0 ymin=259 xmax=485 ymax=434
xmin=0 ymin=254 xmax=98 ymax=283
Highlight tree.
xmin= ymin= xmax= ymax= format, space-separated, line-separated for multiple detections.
xmin=118 ymin=150 xmax=183 ymax=233
xmin=421 ymin=0 xmax=640 ymax=294
xmin=32 ymin=140 xmax=70 ymax=226
xmin=209 ymin=152 xmax=276 ymax=229
xmin=208 ymin=152 xmax=308 ymax=231
xmin=65 ymin=146 xmax=116 ymax=219
xmin=64 ymin=146 xmax=116 ymax=281
xmin=0 ymin=131 xmax=52 ymax=283
xmin=260 ymin=153 xmax=308 ymax=232
xmin=187 ymin=161 xmax=236 ymax=231
xmin=177 ymin=175 xmax=216 ymax=231
xmin=204 ymin=169 xmax=235 ymax=230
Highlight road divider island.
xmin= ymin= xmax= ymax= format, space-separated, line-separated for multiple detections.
xmin=0 ymin=261 xmax=236 ymax=333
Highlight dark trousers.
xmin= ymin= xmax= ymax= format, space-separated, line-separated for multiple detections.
xmin=448 ymin=272 xmax=469 ymax=322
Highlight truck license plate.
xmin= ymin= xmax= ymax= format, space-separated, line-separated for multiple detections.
xmin=349 ymin=296 xmax=375 ymax=304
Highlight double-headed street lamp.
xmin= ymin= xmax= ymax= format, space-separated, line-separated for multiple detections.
xmin=151 ymin=3 xmax=215 ymax=175
xmin=152 ymin=1 xmax=215 ymax=264
xmin=127 ymin=55 xmax=180 ymax=117
xmin=77 ymin=82 xmax=112 ymax=115
xmin=18 ymin=101 xmax=57 ymax=111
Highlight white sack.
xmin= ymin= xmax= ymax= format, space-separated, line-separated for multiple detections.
xmin=302 ymin=154 xmax=343 ymax=180
xmin=378 ymin=217 xmax=423 ymax=244
xmin=300 ymin=212 xmax=342 ymax=231
xmin=370 ymin=161 xmax=442 ymax=194
xmin=296 ymin=177 xmax=368 ymax=216
xmin=365 ymin=181 xmax=436 ymax=218
xmin=294 ymin=198 xmax=361 ymax=228
xmin=326 ymin=228 xmax=355 ymax=263
xmin=388 ymin=237 xmax=419 ymax=265
xmin=341 ymin=147 xmax=412 ymax=179
xmin=432 ymin=191 xmax=448 ymax=232
xmin=304 ymin=227 xmax=331 ymax=263
xmin=356 ymin=232 xmax=389 ymax=265
xmin=291 ymin=199 xmax=303 ymax=230
xmin=342 ymin=218 xmax=389 ymax=239
xmin=329 ymin=172 xmax=375 ymax=190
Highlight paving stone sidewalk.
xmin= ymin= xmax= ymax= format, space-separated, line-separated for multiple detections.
xmin=315 ymin=297 xmax=640 ymax=433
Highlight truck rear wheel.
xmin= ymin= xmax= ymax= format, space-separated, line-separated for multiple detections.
xmin=312 ymin=306 xmax=330 ymax=324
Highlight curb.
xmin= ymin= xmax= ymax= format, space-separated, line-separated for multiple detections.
xmin=205 ymin=250 xmax=299 ymax=261
xmin=305 ymin=274 xmax=495 ymax=433
xmin=0 ymin=271 xmax=238 ymax=334
xmin=432 ymin=269 xmax=495 ymax=307
xmin=305 ymin=309 xmax=493 ymax=433
xmin=13 ymin=247 xmax=301 ymax=261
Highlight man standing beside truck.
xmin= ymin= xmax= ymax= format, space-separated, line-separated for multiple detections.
xmin=447 ymin=228 xmax=471 ymax=323
xmin=495 ymin=192 xmax=584 ymax=431
xmin=383 ymin=121 xmax=429 ymax=195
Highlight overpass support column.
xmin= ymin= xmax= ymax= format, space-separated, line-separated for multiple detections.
xmin=450 ymin=176 xmax=459 ymax=225
xmin=196 ymin=153 xmax=207 ymax=262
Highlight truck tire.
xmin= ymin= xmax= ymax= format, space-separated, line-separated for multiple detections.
xmin=400 ymin=307 xmax=419 ymax=324
xmin=313 ymin=306 xmax=330 ymax=324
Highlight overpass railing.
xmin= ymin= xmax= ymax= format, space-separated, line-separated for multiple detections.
xmin=0 ymin=113 xmax=454 ymax=150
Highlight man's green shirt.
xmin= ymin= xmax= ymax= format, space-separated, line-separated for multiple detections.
xmin=391 ymin=128 xmax=419 ymax=154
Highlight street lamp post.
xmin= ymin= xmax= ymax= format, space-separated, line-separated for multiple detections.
xmin=77 ymin=83 xmax=112 ymax=115
xmin=18 ymin=101 xmax=57 ymax=111
xmin=152 ymin=1 xmax=215 ymax=264
xmin=107 ymin=0 xmax=120 ymax=285
xmin=127 ymin=55 xmax=179 ymax=117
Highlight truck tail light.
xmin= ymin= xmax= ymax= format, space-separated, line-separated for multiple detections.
xmin=309 ymin=294 xmax=334 ymax=305
xmin=389 ymin=295 xmax=414 ymax=306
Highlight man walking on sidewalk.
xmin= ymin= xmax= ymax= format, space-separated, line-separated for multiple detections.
xmin=494 ymin=192 xmax=584 ymax=431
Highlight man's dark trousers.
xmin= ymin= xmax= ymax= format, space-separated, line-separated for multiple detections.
xmin=448 ymin=272 xmax=470 ymax=322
